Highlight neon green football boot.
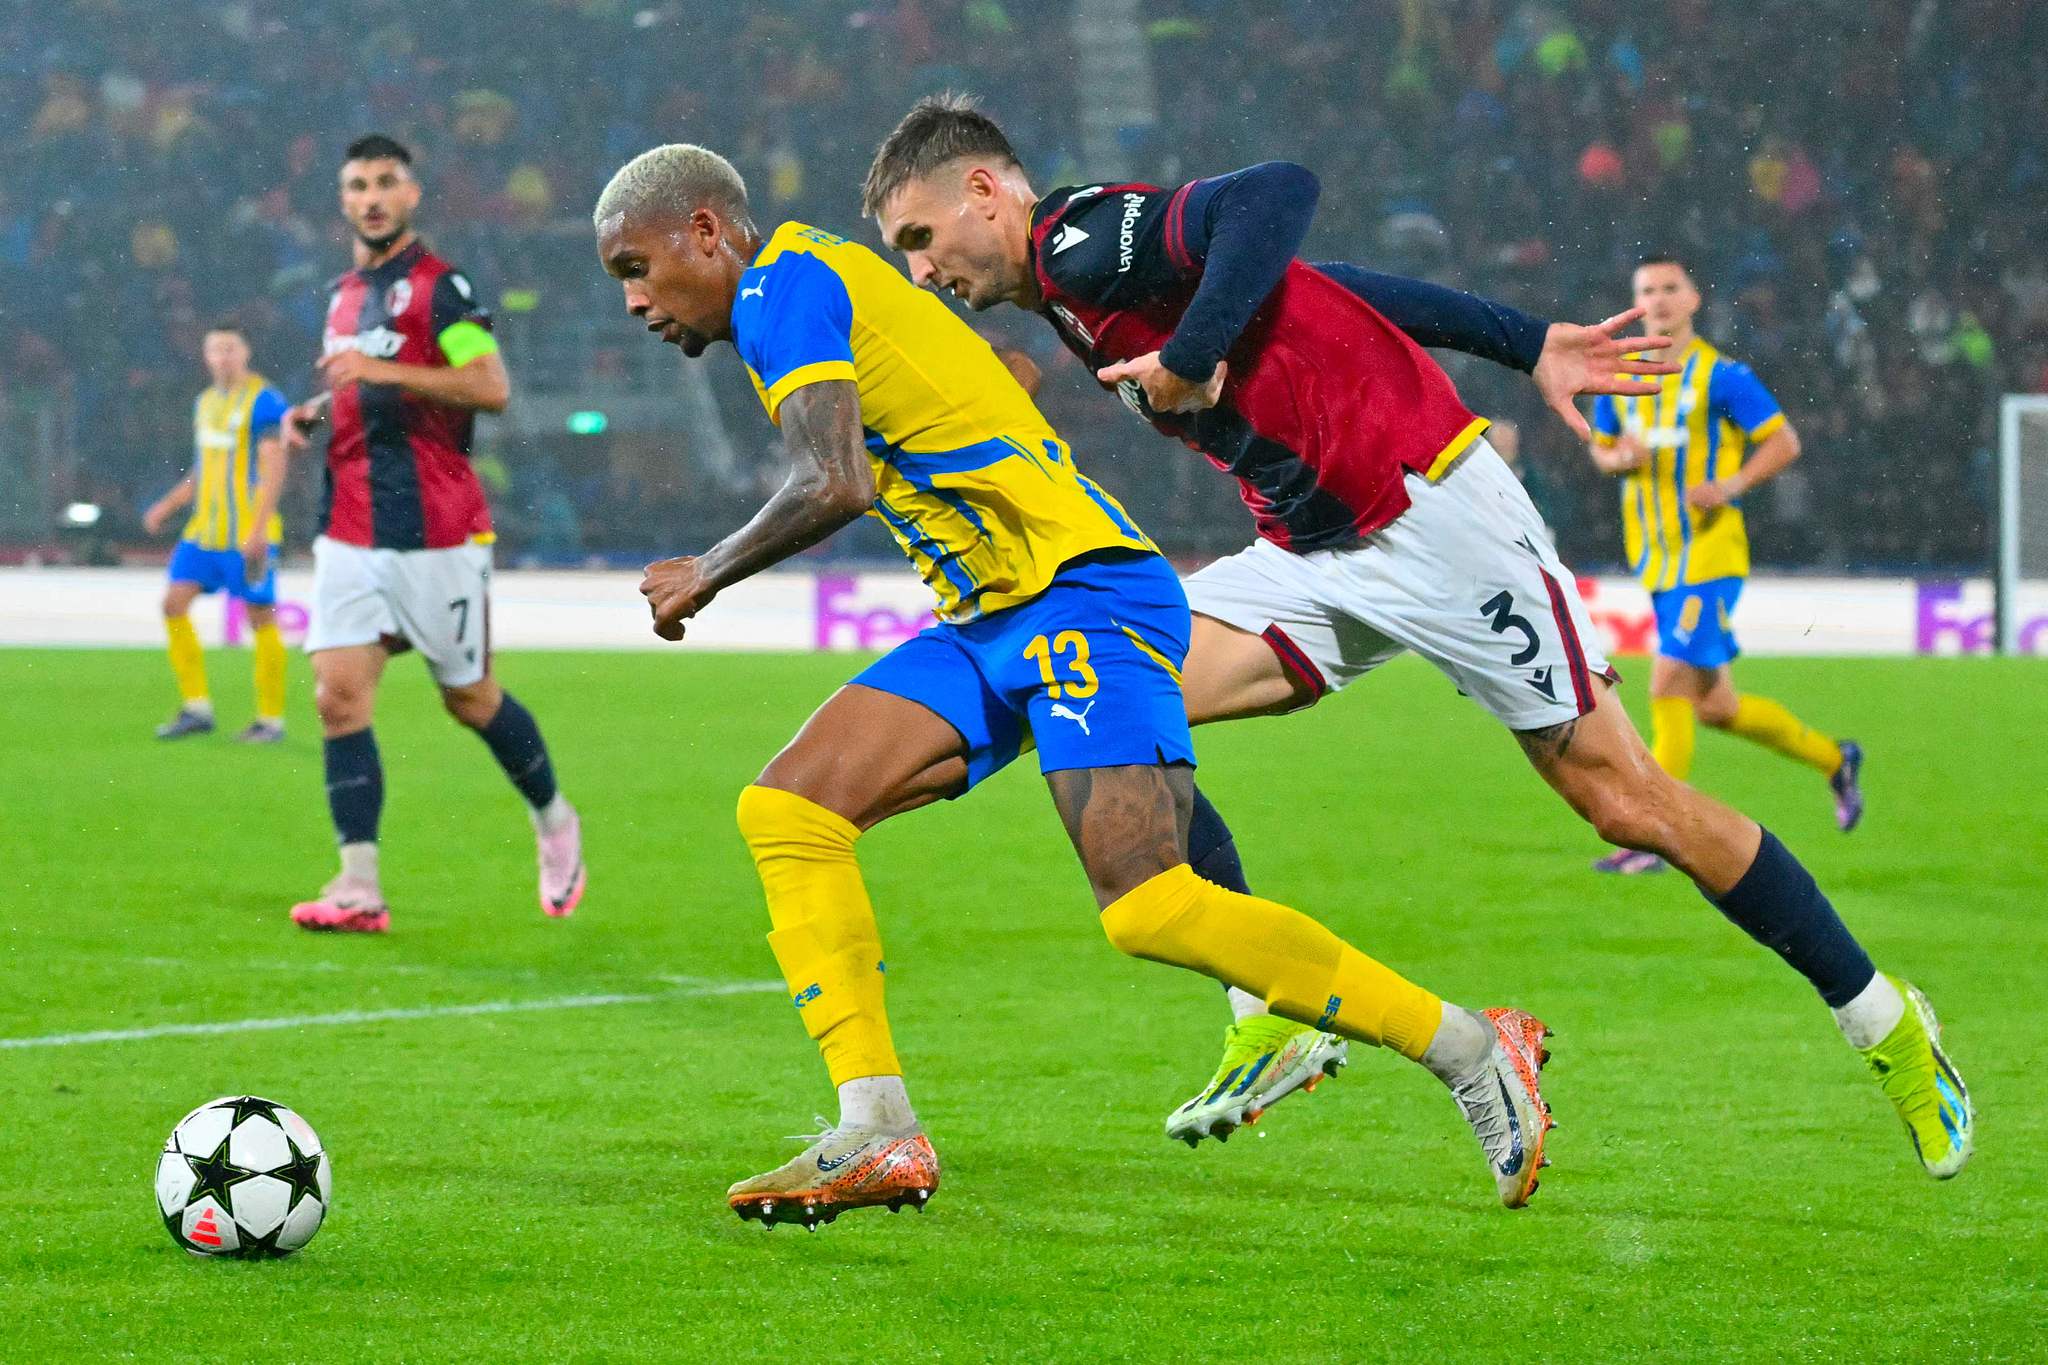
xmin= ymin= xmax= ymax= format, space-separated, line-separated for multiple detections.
xmin=1861 ymin=976 xmax=1973 ymax=1179
xmin=1165 ymin=1015 xmax=1347 ymax=1146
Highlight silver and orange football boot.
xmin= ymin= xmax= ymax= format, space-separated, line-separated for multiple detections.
xmin=1449 ymin=1007 xmax=1555 ymax=1208
xmin=728 ymin=1120 xmax=940 ymax=1230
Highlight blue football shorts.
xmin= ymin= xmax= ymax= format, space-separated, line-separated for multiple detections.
xmin=168 ymin=539 xmax=279 ymax=607
xmin=851 ymin=549 xmax=1196 ymax=793
xmin=1652 ymin=575 xmax=1742 ymax=668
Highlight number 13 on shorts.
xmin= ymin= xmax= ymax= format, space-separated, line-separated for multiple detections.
xmin=1024 ymin=631 xmax=1099 ymax=699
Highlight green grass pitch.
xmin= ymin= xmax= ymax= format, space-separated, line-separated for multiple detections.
xmin=3 ymin=646 xmax=2043 ymax=1361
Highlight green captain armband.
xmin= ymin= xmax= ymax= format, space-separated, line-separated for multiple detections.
xmin=438 ymin=320 xmax=499 ymax=368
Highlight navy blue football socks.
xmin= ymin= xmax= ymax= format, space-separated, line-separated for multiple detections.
xmin=322 ymin=728 xmax=383 ymax=845
xmin=1708 ymin=828 xmax=1876 ymax=1007
xmin=475 ymin=691 xmax=558 ymax=810
xmin=1189 ymin=785 xmax=1263 ymax=1008
xmin=1188 ymin=784 xmax=1252 ymax=895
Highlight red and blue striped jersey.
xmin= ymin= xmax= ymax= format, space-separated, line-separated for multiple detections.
xmin=1028 ymin=179 xmax=1488 ymax=553
xmin=319 ymin=240 xmax=495 ymax=550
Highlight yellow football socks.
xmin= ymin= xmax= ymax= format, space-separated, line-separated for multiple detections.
xmin=1726 ymin=694 xmax=1843 ymax=775
xmin=252 ymin=621 xmax=287 ymax=723
xmin=1649 ymin=695 xmax=1697 ymax=781
xmin=1100 ymin=863 xmax=1442 ymax=1061
xmin=736 ymin=784 xmax=901 ymax=1086
xmin=165 ymin=614 xmax=208 ymax=705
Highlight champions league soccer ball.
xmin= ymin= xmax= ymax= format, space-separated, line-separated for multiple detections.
xmin=155 ymin=1096 xmax=331 ymax=1258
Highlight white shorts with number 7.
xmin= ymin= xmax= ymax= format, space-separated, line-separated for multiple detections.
xmin=304 ymin=535 xmax=492 ymax=687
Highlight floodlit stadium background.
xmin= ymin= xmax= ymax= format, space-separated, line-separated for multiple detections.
xmin=3 ymin=6 xmax=2046 ymax=1358
xmin=5 ymin=0 xmax=2043 ymax=608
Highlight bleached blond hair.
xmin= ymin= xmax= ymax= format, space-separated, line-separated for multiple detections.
xmin=593 ymin=144 xmax=752 ymax=229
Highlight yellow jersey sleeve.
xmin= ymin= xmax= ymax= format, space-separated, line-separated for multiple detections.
xmin=732 ymin=234 xmax=861 ymax=422
xmin=729 ymin=223 xmax=1157 ymax=623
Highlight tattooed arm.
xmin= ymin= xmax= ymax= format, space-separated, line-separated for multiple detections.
xmin=639 ymin=379 xmax=872 ymax=640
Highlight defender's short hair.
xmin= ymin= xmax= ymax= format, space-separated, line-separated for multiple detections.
xmin=344 ymin=134 xmax=413 ymax=167
xmin=1635 ymin=253 xmax=1692 ymax=277
xmin=862 ymin=93 xmax=1020 ymax=218
xmin=202 ymin=319 xmax=248 ymax=338
xmin=593 ymin=144 xmax=751 ymax=230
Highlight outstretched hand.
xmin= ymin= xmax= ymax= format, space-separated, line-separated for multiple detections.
xmin=1533 ymin=306 xmax=1681 ymax=440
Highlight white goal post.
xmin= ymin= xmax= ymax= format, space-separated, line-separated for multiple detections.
xmin=1998 ymin=395 xmax=2048 ymax=655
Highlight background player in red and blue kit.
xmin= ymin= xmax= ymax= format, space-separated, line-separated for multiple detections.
xmin=863 ymin=96 xmax=1971 ymax=1180
xmin=279 ymin=134 xmax=584 ymax=932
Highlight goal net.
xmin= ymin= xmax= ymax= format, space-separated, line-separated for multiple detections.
xmin=1998 ymin=395 xmax=2048 ymax=654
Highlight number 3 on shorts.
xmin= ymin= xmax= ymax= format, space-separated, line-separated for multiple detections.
xmin=1479 ymin=590 xmax=1540 ymax=666
xmin=1024 ymin=631 xmax=1098 ymax=699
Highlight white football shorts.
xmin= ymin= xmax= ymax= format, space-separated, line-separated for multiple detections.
xmin=1185 ymin=441 xmax=1614 ymax=731
xmin=304 ymin=535 xmax=493 ymax=688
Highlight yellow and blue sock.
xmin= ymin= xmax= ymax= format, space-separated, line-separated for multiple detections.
xmin=1100 ymin=863 xmax=1442 ymax=1060
xmin=1649 ymin=696 xmax=1697 ymax=781
xmin=737 ymin=785 xmax=901 ymax=1087
xmin=251 ymin=621 xmax=286 ymax=723
xmin=1724 ymin=695 xmax=1844 ymax=776
xmin=164 ymin=614 xmax=209 ymax=710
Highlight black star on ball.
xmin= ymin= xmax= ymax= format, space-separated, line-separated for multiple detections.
xmin=277 ymin=1136 xmax=325 ymax=1207
xmin=219 ymin=1095 xmax=285 ymax=1127
xmin=183 ymin=1136 xmax=256 ymax=1218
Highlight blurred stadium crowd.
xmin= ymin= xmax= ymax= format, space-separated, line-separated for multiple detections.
xmin=4 ymin=0 xmax=2043 ymax=572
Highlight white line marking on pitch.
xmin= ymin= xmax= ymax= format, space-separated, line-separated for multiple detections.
xmin=0 ymin=980 xmax=783 ymax=1051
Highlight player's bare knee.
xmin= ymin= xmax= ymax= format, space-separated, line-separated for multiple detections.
xmin=1697 ymin=693 xmax=1739 ymax=727
xmin=1581 ymin=778 xmax=1673 ymax=852
xmin=440 ymin=682 xmax=499 ymax=729
xmin=1082 ymin=851 xmax=1172 ymax=912
xmin=1589 ymin=801 xmax=1654 ymax=852
xmin=314 ymin=679 xmax=367 ymax=731
xmin=753 ymin=748 xmax=840 ymax=815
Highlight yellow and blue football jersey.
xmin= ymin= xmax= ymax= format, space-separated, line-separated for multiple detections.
xmin=1590 ymin=337 xmax=1785 ymax=592
xmin=185 ymin=375 xmax=289 ymax=550
xmin=732 ymin=221 xmax=1156 ymax=623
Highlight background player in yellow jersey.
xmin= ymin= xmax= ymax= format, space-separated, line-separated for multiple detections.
xmin=142 ymin=322 xmax=292 ymax=743
xmin=596 ymin=145 xmax=1555 ymax=1226
xmin=1588 ymin=257 xmax=1865 ymax=875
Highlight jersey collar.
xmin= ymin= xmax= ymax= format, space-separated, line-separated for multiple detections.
xmin=357 ymin=238 xmax=424 ymax=281
xmin=1023 ymin=192 xmax=1063 ymax=280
